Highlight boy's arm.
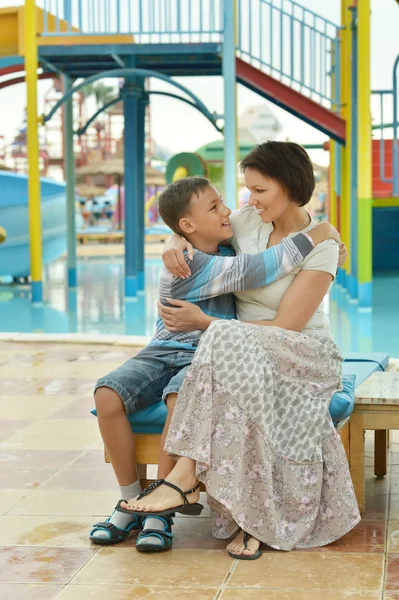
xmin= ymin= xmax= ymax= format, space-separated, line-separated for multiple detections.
xmin=170 ymin=232 xmax=314 ymax=302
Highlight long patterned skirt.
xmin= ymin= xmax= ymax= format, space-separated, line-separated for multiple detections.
xmin=165 ymin=320 xmax=360 ymax=551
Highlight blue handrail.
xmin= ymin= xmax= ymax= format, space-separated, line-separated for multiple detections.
xmin=237 ymin=0 xmax=342 ymax=109
xmin=372 ymin=55 xmax=399 ymax=198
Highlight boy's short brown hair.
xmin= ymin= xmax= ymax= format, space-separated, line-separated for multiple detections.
xmin=240 ymin=141 xmax=315 ymax=207
xmin=158 ymin=176 xmax=211 ymax=235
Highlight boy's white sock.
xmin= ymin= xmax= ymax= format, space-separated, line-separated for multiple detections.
xmin=120 ymin=480 xmax=142 ymax=501
xmin=91 ymin=480 xmax=142 ymax=540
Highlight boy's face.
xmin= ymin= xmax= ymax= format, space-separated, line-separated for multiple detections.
xmin=179 ymin=185 xmax=232 ymax=243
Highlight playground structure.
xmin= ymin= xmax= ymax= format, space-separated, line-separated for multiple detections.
xmin=0 ymin=1 xmax=397 ymax=308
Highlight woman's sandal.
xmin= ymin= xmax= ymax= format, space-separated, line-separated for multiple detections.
xmin=228 ymin=530 xmax=263 ymax=561
xmin=89 ymin=500 xmax=142 ymax=545
xmin=119 ymin=478 xmax=204 ymax=518
xmin=135 ymin=515 xmax=174 ymax=552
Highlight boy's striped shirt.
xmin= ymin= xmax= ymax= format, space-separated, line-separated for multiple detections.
xmin=150 ymin=233 xmax=313 ymax=351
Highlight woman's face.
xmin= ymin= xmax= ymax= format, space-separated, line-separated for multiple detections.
xmin=244 ymin=168 xmax=291 ymax=223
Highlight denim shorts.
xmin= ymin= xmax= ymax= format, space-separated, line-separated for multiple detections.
xmin=94 ymin=346 xmax=195 ymax=415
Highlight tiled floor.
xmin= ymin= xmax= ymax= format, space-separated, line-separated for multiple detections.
xmin=0 ymin=341 xmax=399 ymax=599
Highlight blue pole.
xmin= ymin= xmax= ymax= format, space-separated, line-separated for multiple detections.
xmin=122 ymin=77 xmax=140 ymax=298
xmin=137 ymin=90 xmax=148 ymax=292
xmin=393 ymin=54 xmax=399 ymax=197
xmin=64 ymin=0 xmax=72 ymax=30
xmin=222 ymin=0 xmax=237 ymax=209
xmin=63 ymin=75 xmax=77 ymax=288
xmin=349 ymin=7 xmax=358 ymax=301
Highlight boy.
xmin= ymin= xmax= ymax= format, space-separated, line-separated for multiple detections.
xmin=90 ymin=176 xmax=341 ymax=551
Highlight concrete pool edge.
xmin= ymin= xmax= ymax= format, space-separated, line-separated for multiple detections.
xmin=0 ymin=332 xmax=151 ymax=347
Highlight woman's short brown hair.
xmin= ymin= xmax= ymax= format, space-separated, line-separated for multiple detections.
xmin=240 ymin=141 xmax=315 ymax=207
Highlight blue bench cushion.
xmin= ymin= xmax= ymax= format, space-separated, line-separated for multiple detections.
xmin=91 ymin=353 xmax=389 ymax=433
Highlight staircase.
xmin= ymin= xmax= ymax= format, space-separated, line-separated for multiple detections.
xmin=38 ymin=0 xmax=345 ymax=141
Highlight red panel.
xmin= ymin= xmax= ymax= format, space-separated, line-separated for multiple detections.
xmin=236 ymin=58 xmax=346 ymax=144
xmin=372 ymin=139 xmax=397 ymax=198
xmin=0 ymin=64 xmax=25 ymax=77
xmin=0 ymin=72 xmax=54 ymax=91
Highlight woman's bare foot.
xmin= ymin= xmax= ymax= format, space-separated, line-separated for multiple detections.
xmin=227 ymin=530 xmax=261 ymax=557
xmin=121 ymin=459 xmax=199 ymax=514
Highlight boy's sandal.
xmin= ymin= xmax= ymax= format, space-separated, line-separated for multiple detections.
xmin=119 ymin=478 xmax=204 ymax=518
xmin=135 ymin=515 xmax=174 ymax=552
xmin=89 ymin=500 xmax=142 ymax=545
xmin=228 ymin=530 xmax=263 ymax=561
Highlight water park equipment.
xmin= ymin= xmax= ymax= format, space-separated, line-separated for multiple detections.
xmin=0 ymin=170 xmax=66 ymax=278
xmin=0 ymin=0 xmax=397 ymax=308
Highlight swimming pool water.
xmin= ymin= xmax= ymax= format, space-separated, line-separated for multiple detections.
xmin=0 ymin=257 xmax=398 ymax=357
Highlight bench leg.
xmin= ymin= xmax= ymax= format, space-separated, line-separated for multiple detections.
xmin=349 ymin=412 xmax=365 ymax=513
xmin=374 ymin=430 xmax=388 ymax=478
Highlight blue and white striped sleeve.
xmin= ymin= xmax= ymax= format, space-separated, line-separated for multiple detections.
xmin=170 ymin=233 xmax=314 ymax=302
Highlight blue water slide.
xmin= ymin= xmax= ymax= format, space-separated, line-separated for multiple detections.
xmin=0 ymin=171 xmax=67 ymax=278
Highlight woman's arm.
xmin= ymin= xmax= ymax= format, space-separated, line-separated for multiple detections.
xmin=247 ymin=269 xmax=334 ymax=332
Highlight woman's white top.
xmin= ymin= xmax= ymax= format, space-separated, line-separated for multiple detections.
xmin=230 ymin=205 xmax=339 ymax=339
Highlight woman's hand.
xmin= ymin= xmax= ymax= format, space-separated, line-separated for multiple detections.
xmin=158 ymin=299 xmax=209 ymax=332
xmin=162 ymin=235 xmax=194 ymax=279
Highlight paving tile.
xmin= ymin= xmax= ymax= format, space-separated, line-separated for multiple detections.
xmin=0 ymin=547 xmax=96 ymax=583
xmin=0 ymin=362 xmax=122 ymax=380
xmin=0 ymin=490 xmax=31 ymax=515
xmin=0 ymin=395 xmax=76 ymax=420
xmin=0 ymin=515 xmax=97 ymax=547
xmin=390 ymin=453 xmax=399 ymax=466
xmin=303 ymin=520 xmax=386 ymax=553
xmin=55 ymin=585 xmax=217 ymax=599
xmin=0 ymin=584 xmax=61 ymax=599
xmin=40 ymin=467 xmax=117 ymax=490
xmin=0 ymin=467 xmax=58 ymax=489
xmin=388 ymin=521 xmax=399 ymax=552
xmin=0 ymin=419 xmax=102 ymax=451
xmin=22 ymin=379 xmax=94 ymax=397
xmin=48 ymin=396 xmax=97 ymax=419
xmin=220 ymin=591 xmax=381 ymax=599
xmin=69 ymin=450 xmax=109 ymax=469
xmin=0 ymin=449 xmax=81 ymax=470
xmin=227 ymin=552 xmax=384 ymax=591
xmin=72 ymin=548 xmax=233 ymax=587
xmin=385 ymin=554 xmax=399 ymax=590
xmin=9 ymin=489 xmax=120 ymax=517
xmin=0 ymin=420 xmax=34 ymax=443
xmin=0 ymin=379 xmax=34 ymax=395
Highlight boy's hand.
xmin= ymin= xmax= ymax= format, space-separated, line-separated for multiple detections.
xmin=338 ymin=242 xmax=348 ymax=267
xmin=162 ymin=235 xmax=194 ymax=279
xmin=158 ymin=299 xmax=208 ymax=331
xmin=307 ymin=222 xmax=341 ymax=246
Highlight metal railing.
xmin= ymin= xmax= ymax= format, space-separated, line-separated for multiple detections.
xmin=39 ymin=0 xmax=341 ymax=108
xmin=39 ymin=0 xmax=224 ymax=43
xmin=237 ymin=0 xmax=342 ymax=109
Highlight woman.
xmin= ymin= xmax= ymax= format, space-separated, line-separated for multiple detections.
xmin=121 ymin=141 xmax=360 ymax=558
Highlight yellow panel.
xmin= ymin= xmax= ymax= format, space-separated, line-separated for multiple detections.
xmin=38 ymin=33 xmax=135 ymax=46
xmin=18 ymin=7 xmax=80 ymax=55
xmin=0 ymin=8 xmax=19 ymax=57
xmin=372 ymin=198 xmax=399 ymax=207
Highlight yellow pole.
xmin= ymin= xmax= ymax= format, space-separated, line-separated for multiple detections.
xmin=329 ymin=42 xmax=337 ymax=229
xmin=25 ymin=0 xmax=43 ymax=303
xmin=357 ymin=0 xmax=372 ymax=308
xmin=340 ymin=0 xmax=351 ymax=287
xmin=329 ymin=141 xmax=337 ymax=227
